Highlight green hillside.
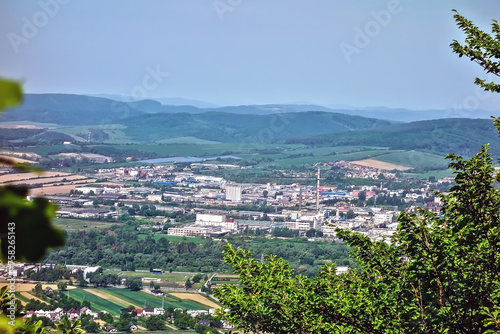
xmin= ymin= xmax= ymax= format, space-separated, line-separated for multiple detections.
xmin=1 ymin=94 xmax=497 ymax=163
xmin=0 ymin=94 xmax=146 ymax=125
xmin=122 ymin=111 xmax=392 ymax=143
xmin=290 ymin=118 xmax=500 ymax=157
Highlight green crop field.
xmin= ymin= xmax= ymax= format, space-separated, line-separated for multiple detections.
xmin=403 ymin=169 xmax=455 ymax=180
xmin=68 ymin=288 xmax=125 ymax=314
xmin=110 ymin=270 xmax=195 ymax=284
xmin=156 ymin=137 xmax=222 ymax=145
xmin=54 ymin=218 xmax=119 ymax=231
xmin=260 ymin=149 xmax=399 ymax=168
xmin=285 ymin=145 xmax=386 ymax=156
xmin=15 ymin=293 xmax=31 ymax=303
xmin=104 ymin=288 xmax=209 ymax=310
xmin=106 ymin=143 xmax=244 ymax=157
xmin=15 ymin=145 xmax=73 ymax=155
xmin=155 ymin=235 xmax=204 ymax=244
xmin=373 ymin=150 xmax=448 ymax=169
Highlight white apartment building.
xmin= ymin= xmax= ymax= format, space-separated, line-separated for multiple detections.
xmin=167 ymin=225 xmax=224 ymax=237
xmin=196 ymin=213 xmax=238 ymax=231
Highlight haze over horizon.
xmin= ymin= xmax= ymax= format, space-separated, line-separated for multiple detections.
xmin=2 ymin=1 xmax=500 ymax=112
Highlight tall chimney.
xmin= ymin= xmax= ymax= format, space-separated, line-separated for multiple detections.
xmin=316 ymin=167 xmax=320 ymax=212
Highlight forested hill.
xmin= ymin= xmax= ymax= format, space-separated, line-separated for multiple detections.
xmin=120 ymin=111 xmax=392 ymax=143
xmin=0 ymin=94 xmax=147 ymax=125
xmin=287 ymin=118 xmax=500 ymax=157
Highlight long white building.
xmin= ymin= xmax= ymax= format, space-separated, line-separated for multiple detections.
xmin=196 ymin=213 xmax=238 ymax=231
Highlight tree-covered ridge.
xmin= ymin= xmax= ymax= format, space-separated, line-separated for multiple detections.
xmin=288 ymin=118 xmax=500 ymax=157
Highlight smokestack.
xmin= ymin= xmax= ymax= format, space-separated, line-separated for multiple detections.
xmin=299 ymin=186 xmax=302 ymax=211
xmin=316 ymin=167 xmax=320 ymax=212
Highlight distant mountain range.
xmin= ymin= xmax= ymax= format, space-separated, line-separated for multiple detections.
xmin=1 ymin=93 xmax=499 ymax=158
xmin=88 ymin=94 xmax=221 ymax=109
xmin=10 ymin=93 xmax=494 ymax=123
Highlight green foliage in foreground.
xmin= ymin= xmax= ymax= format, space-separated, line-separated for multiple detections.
xmin=451 ymin=9 xmax=500 ymax=93
xmin=0 ymin=79 xmax=64 ymax=264
xmin=215 ymin=144 xmax=500 ymax=333
xmin=0 ymin=79 xmax=65 ymax=334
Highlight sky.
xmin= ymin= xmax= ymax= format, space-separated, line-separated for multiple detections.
xmin=1 ymin=0 xmax=500 ymax=111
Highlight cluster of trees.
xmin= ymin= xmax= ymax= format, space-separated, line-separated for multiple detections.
xmin=44 ymin=223 xmax=353 ymax=276
xmin=124 ymin=277 xmax=142 ymax=291
xmin=125 ymin=204 xmax=188 ymax=219
xmin=45 ymin=225 xmax=222 ymax=272
xmin=271 ymin=227 xmax=300 ymax=238
xmin=84 ymin=270 xmax=120 ymax=288
xmin=25 ymin=264 xmax=71 ymax=282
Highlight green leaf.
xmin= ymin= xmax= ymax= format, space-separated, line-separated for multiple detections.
xmin=0 ymin=185 xmax=65 ymax=263
xmin=0 ymin=78 xmax=22 ymax=112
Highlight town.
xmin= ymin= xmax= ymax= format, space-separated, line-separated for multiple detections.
xmin=9 ymin=158 xmax=452 ymax=241
xmin=0 ymin=155 xmax=454 ymax=331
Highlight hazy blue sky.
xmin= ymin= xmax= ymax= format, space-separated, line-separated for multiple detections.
xmin=1 ymin=1 xmax=499 ymax=111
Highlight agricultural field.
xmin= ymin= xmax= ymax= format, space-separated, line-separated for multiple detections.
xmin=154 ymin=235 xmax=204 ymax=244
xmin=108 ymin=270 xmax=196 ymax=285
xmin=156 ymin=137 xmax=222 ymax=145
xmin=14 ymin=283 xmax=76 ymax=292
xmin=167 ymin=293 xmax=220 ymax=308
xmin=0 ymin=170 xmax=96 ymax=195
xmin=15 ymin=145 xmax=76 ymax=156
xmin=103 ymin=143 xmax=249 ymax=157
xmin=402 ymin=169 xmax=455 ymax=180
xmin=52 ymin=124 xmax=130 ymax=144
xmin=0 ymin=154 xmax=38 ymax=165
xmin=372 ymin=150 xmax=448 ymax=170
xmin=16 ymin=287 xmax=221 ymax=315
xmin=102 ymin=288 xmax=211 ymax=311
xmin=258 ymin=148 xmax=404 ymax=168
xmin=15 ymin=293 xmax=33 ymax=305
xmin=350 ymin=158 xmax=411 ymax=171
xmin=53 ymin=218 xmax=119 ymax=231
xmin=0 ymin=171 xmax=72 ymax=183
xmin=67 ymin=289 xmax=125 ymax=314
